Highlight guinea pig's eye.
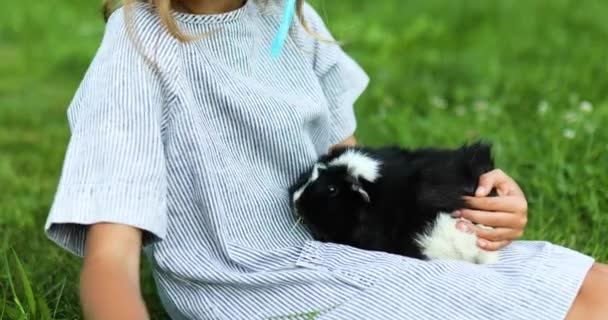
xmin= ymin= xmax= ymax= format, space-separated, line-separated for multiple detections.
xmin=327 ymin=185 xmax=339 ymax=197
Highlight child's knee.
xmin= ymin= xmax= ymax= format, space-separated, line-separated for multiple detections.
xmin=566 ymin=264 xmax=608 ymax=320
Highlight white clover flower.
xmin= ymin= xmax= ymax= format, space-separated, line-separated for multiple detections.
xmin=455 ymin=105 xmax=466 ymax=116
xmin=537 ymin=100 xmax=549 ymax=115
xmin=490 ymin=105 xmax=502 ymax=115
xmin=382 ymin=96 xmax=395 ymax=108
xmin=579 ymin=101 xmax=593 ymax=113
xmin=563 ymin=128 xmax=576 ymax=139
xmin=473 ymin=100 xmax=489 ymax=112
xmin=430 ymin=96 xmax=447 ymax=109
xmin=563 ymin=111 xmax=578 ymax=123
xmin=377 ymin=108 xmax=388 ymax=120
xmin=584 ymin=123 xmax=597 ymax=134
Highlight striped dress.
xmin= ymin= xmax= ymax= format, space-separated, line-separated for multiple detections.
xmin=45 ymin=1 xmax=594 ymax=319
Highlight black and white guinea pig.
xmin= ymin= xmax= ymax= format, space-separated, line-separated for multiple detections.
xmin=289 ymin=142 xmax=499 ymax=264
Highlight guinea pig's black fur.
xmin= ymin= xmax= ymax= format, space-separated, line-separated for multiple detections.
xmin=289 ymin=142 xmax=498 ymax=263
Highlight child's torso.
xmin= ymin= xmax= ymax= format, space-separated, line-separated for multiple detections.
xmin=149 ymin=0 xmax=335 ymax=285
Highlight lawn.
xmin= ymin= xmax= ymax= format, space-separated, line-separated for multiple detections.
xmin=1 ymin=0 xmax=607 ymax=319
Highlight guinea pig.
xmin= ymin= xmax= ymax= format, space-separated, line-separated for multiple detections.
xmin=289 ymin=142 xmax=499 ymax=264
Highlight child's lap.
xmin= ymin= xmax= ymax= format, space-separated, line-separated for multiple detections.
xmin=154 ymin=241 xmax=592 ymax=319
xmin=315 ymin=241 xmax=593 ymax=320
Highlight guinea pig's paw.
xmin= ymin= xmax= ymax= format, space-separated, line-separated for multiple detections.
xmin=476 ymin=249 xmax=499 ymax=264
xmin=417 ymin=213 xmax=500 ymax=264
xmin=471 ymin=226 xmax=500 ymax=264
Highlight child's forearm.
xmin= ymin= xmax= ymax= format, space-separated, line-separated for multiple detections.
xmin=80 ymin=260 xmax=149 ymax=320
xmin=331 ymin=135 xmax=357 ymax=150
xmin=81 ymin=223 xmax=148 ymax=320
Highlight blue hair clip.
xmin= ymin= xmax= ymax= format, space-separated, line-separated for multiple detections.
xmin=271 ymin=0 xmax=297 ymax=58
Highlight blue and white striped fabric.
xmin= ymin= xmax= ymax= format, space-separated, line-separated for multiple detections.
xmin=45 ymin=1 xmax=594 ymax=319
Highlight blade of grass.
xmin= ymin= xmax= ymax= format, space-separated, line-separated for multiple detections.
xmin=3 ymin=305 xmax=22 ymax=320
xmin=298 ymin=311 xmax=316 ymax=320
xmin=1 ymin=233 xmax=8 ymax=252
xmin=52 ymin=276 xmax=66 ymax=320
xmin=1 ymin=282 xmax=6 ymax=320
xmin=37 ymin=296 xmax=52 ymax=320
xmin=2 ymin=253 xmax=25 ymax=315
xmin=268 ymin=310 xmax=320 ymax=320
xmin=11 ymin=250 xmax=36 ymax=318
xmin=42 ymin=278 xmax=64 ymax=299
xmin=304 ymin=311 xmax=320 ymax=320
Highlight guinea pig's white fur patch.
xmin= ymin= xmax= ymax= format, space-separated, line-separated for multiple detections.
xmin=292 ymin=163 xmax=326 ymax=203
xmin=328 ymin=149 xmax=382 ymax=182
xmin=415 ymin=213 xmax=498 ymax=264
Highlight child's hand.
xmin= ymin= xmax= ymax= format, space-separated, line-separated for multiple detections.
xmin=453 ymin=169 xmax=528 ymax=251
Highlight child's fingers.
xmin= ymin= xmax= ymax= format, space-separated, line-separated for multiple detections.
xmin=462 ymin=195 xmax=528 ymax=214
xmin=476 ymin=169 xmax=510 ymax=196
xmin=454 ymin=220 xmax=517 ymax=251
xmin=455 ymin=220 xmax=475 ymax=233
xmin=475 ymin=226 xmax=523 ymax=242
xmin=477 ymin=239 xmax=512 ymax=251
xmin=456 ymin=208 xmax=527 ymax=229
xmin=476 ymin=169 xmax=525 ymax=197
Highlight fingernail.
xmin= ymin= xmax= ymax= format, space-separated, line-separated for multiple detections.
xmin=477 ymin=239 xmax=489 ymax=248
xmin=475 ymin=187 xmax=485 ymax=196
xmin=451 ymin=210 xmax=462 ymax=218
xmin=457 ymin=222 xmax=471 ymax=233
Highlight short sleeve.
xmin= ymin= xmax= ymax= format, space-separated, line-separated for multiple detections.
xmin=303 ymin=3 xmax=370 ymax=144
xmin=45 ymin=9 xmax=170 ymax=256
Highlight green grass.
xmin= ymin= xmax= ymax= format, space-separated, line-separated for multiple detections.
xmin=1 ymin=0 xmax=607 ymax=318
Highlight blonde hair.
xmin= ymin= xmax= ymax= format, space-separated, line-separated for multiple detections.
xmin=102 ymin=0 xmax=311 ymax=42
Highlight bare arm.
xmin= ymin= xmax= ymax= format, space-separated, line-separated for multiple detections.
xmin=80 ymin=223 xmax=149 ymax=320
xmin=331 ymin=135 xmax=357 ymax=150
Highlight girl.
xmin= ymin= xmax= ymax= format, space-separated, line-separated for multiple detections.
xmin=45 ymin=0 xmax=608 ymax=319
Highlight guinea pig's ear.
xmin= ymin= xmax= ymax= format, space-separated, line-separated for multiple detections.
xmin=351 ymin=184 xmax=371 ymax=203
xmin=464 ymin=141 xmax=495 ymax=177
